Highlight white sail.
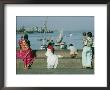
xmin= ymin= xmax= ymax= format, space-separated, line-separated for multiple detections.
xmin=57 ymin=29 xmax=63 ymax=43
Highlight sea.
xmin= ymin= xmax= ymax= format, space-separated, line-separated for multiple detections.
xmin=16 ymin=30 xmax=94 ymax=50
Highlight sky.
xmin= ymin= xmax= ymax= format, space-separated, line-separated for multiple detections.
xmin=16 ymin=16 xmax=94 ymax=31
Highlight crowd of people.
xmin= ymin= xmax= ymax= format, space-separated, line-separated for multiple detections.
xmin=17 ymin=32 xmax=94 ymax=70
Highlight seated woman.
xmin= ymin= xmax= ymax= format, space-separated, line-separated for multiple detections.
xmin=17 ymin=34 xmax=35 ymax=70
xmin=68 ymin=44 xmax=78 ymax=58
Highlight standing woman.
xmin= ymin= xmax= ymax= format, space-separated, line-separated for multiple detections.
xmin=82 ymin=32 xmax=93 ymax=68
xmin=17 ymin=34 xmax=35 ymax=70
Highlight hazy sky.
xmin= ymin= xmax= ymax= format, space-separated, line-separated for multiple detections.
xmin=16 ymin=16 xmax=94 ymax=31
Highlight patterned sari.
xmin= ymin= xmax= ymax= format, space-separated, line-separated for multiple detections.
xmin=17 ymin=39 xmax=35 ymax=69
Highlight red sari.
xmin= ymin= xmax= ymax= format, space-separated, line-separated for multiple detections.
xmin=17 ymin=39 xmax=35 ymax=69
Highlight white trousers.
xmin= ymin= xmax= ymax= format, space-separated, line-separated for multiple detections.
xmin=82 ymin=46 xmax=92 ymax=67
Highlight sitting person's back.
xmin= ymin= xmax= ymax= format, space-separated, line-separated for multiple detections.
xmin=68 ymin=44 xmax=78 ymax=58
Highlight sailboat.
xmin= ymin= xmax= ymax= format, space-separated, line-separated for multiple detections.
xmin=40 ymin=38 xmax=47 ymax=50
xmin=55 ymin=29 xmax=67 ymax=49
xmin=40 ymin=17 xmax=49 ymax=50
xmin=36 ymin=17 xmax=53 ymax=33
xmin=56 ymin=29 xmax=63 ymax=43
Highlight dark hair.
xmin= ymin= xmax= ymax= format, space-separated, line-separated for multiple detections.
xmin=69 ymin=44 xmax=73 ymax=46
xmin=48 ymin=42 xmax=52 ymax=46
xmin=87 ymin=32 xmax=92 ymax=37
xmin=24 ymin=34 xmax=28 ymax=40
xmin=83 ymin=32 xmax=86 ymax=36
xmin=25 ymin=39 xmax=30 ymax=47
xmin=21 ymin=36 xmax=23 ymax=38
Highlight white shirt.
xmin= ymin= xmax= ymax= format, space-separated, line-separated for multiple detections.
xmin=68 ymin=46 xmax=77 ymax=52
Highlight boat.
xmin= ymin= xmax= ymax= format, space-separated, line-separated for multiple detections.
xmin=37 ymin=39 xmax=43 ymax=41
xmin=36 ymin=17 xmax=54 ymax=33
xmin=55 ymin=29 xmax=67 ymax=50
xmin=40 ymin=44 xmax=47 ymax=50
xmin=40 ymin=37 xmax=47 ymax=50
xmin=39 ymin=17 xmax=55 ymax=49
xmin=17 ymin=17 xmax=54 ymax=34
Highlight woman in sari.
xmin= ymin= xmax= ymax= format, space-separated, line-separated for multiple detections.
xmin=17 ymin=34 xmax=35 ymax=70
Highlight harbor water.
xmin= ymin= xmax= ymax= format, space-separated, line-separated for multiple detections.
xmin=16 ymin=30 xmax=94 ymax=50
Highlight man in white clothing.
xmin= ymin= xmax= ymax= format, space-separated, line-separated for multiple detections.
xmin=68 ymin=44 xmax=78 ymax=58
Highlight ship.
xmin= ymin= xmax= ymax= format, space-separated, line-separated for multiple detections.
xmin=55 ymin=29 xmax=67 ymax=50
xmin=17 ymin=17 xmax=54 ymax=34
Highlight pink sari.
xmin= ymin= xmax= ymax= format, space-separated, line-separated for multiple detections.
xmin=17 ymin=39 xmax=35 ymax=69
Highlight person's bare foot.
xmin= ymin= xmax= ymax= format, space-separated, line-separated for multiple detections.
xmin=28 ymin=65 xmax=31 ymax=69
xmin=24 ymin=65 xmax=28 ymax=70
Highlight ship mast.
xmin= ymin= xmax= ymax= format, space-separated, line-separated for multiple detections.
xmin=44 ymin=17 xmax=48 ymax=32
xmin=43 ymin=17 xmax=48 ymax=45
xmin=57 ymin=28 xmax=63 ymax=43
